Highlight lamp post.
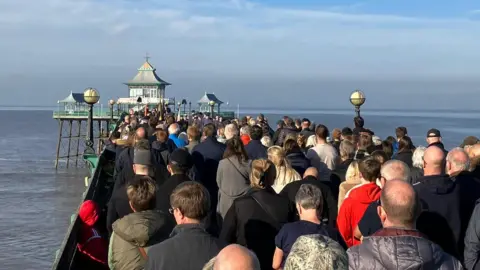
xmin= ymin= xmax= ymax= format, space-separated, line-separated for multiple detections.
xmin=181 ymin=99 xmax=187 ymax=115
xmin=84 ymin=88 xmax=100 ymax=154
xmin=188 ymin=101 xmax=192 ymax=113
xmin=209 ymin=100 xmax=216 ymax=118
xmin=349 ymin=90 xmax=366 ymax=117
xmin=109 ymin=99 xmax=115 ymax=122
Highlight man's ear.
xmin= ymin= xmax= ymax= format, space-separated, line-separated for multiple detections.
xmin=377 ymin=205 xmax=387 ymax=225
xmin=167 ymin=164 xmax=172 ymax=174
xmin=133 ymin=164 xmax=137 ymax=173
xmin=129 ymin=201 xmax=136 ymax=212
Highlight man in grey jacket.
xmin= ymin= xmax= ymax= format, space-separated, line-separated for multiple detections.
xmin=348 ymin=180 xmax=462 ymax=270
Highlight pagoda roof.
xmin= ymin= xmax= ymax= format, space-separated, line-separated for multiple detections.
xmin=58 ymin=92 xmax=85 ymax=103
xmin=126 ymin=61 xmax=171 ymax=86
xmin=198 ymin=92 xmax=223 ymax=105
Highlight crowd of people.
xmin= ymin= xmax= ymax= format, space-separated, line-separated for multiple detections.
xmin=76 ymin=107 xmax=480 ymax=270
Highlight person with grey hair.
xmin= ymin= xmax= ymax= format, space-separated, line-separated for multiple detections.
xmin=411 ymin=146 xmax=426 ymax=185
xmin=354 ymin=160 xmax=411 ymax=240
xmin=348 ymin=180 xmax=462 ymax=270
xmin=240 ymin=125 xmax=252 ymax=145
xmin=332 ymin=141 xmax=355 ymax=182
xmin=273 ymin=184 xmax=340 ymax=269
xmin=202 ymin=244 xmax=261 ymax=270
xmin=168 ymin=123 xmax=187 ymax=147
xmin=446 ymin=147 xmax=470 ymax=177
xmin=283 ymin=234 xmax=348 ymax=270
xmin=225 ymin=124 xmax=239 ymax=140
xmin=261 ymin=136 xmax=273 ymax=148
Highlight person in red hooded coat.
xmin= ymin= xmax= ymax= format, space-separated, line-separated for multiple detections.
xmin=337 ymin=157 xmax=382 ymax=247
xmin=77 ymin=200 xmax=108 ymax=266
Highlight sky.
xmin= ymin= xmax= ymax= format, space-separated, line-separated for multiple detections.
xmin=1 ymin=0 xmax=480 ymax=109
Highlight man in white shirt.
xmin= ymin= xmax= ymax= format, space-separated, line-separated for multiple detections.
xmin=306 ymin=124 xmax=338 ymax=181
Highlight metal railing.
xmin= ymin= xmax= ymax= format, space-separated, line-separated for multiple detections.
xmin=53 ymin=111 xmax=122 ymax=118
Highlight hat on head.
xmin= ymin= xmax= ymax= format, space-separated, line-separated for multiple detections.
xmin=133 ymin=149 xmax=152 ymax=166
xmin=427 ymin=128 xmax=441 ymax=138
xmin=170 ymin=148 xmax=193 ymax=169
xmin=461 ymin=136 xmax=479 ymax=148
xmin=341 ymin=127 xmax=353 ymax=136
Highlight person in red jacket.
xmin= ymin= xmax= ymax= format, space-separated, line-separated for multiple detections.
xmin=77 ymin=200 xmax=108 ymax=266
xmin=337 ymin=157 xmax=381 ymax=247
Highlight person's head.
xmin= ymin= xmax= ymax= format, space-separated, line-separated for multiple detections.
xmin=240 ymin=125 xmax=251 ymax=137
xmin=124 ymin=115 xmax=131 ymax=124
xmin=295 ymin=184 xmax=323 ymax=219
xmin=135 ymin=127 xmax=147 ymax=141
xmin=209 ymin=244 xmax=261 ymax=270
xmin=294 ymin=118 xmax=302 ymax=129
xmin=284 ymin=234 xmax=348 ymax=270
xmin=203 ymin=123 xmax=216 ymax=138
xmin=345 ymin=160 xmax=361 ymax=182
xmin=358 ymin=134 xmax=372 ymax=151
xmin=446 ymin=147 xmax=470 ymax=176
xmin=332 ymin=128 xmax=341 ymax=141
xmin=168 ymin=148 xmax=194 ymax=175
xmin=225 ymin=124 xmax=239 ymax=140
xmin=423 ymin=146 xmax=445 ymax=175
xmin=224 ymin=136 xmax=249 ymax=162
xmin=170 ymin=181 xmax=210 ymax=224
xmin=187 ymin=126 xmax=200 ymax=142
xmin=395 ymin=127 xmax=408 ymax=140
xmin=285 ymin=117 xmax=294 ymax=128
xmin=378 ymin=180 xmax=420 ymax=229
xmin=248 ymin=118 xmax=256 ymax=127
xmin=303 ymin=167 xmax=318 ymax=179
xmin=261 ymin=136 xmax=273 ymax=148
xmin=156 ymin=129 xmax=168 ymax=143
xmin=127 ymin=176 xmax=157 ymax=212
xmin=168 ymin=123 xmax=180 ymax=136
xmin=267 ymin=146 xmax=288 ymax=168
xmin=250 ymin=125 xmax=263 ymax=141
xmin=301 ymin=118 xmax=311 ymax=130
xmin=339 ymin=140 xmax=355 ymax=161
xmin=277 ymin=120 xmax=285 ymax=129
xmin=354 ymin=116 xmax=364 ymax=128
xmin=426 ymin=128 xmax=442 ymax=145
xmin=297 ymin=134 xmax=307 ymax=149
xmin=250 ymin=159 xmax=276 ymax=189
xmin=379 ymin=160 xmax=410 ymax=187
xmin=461 ymin=136 xmax=479 ymax=148
xmin=79 ymin=200 xmax=100 ymax=226
xmin=412 ymin=146 xmax=426 ymax=169
xmin=371 ymin=150 xmax=389 ymax=165
xmin=133 ymin=140 xmax=152 ymax=175
xmin=358 ymin=156 xmax=381 ymax=182
xmin=284 ymin=139 xmax=301 ymax=155
xmin=315 ymin=124 xmax=329 ymax=142
xmin=398 ymin=136 xmax=414 ymax=153
xmin=382 ymin=140 xmax=393 ymax=158
xmin=341 ymin=127 xmax=353 ymax=139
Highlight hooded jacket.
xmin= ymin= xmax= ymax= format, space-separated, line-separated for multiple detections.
xmin=348 ymin=228 xmax=463 ymax=270
xmin=77 ymin=200 xmax=108 ymax=265
xmin=337 ymin=182 xmax=381 ymax=247
xmin=414 ymin=174 xmax=463 ymax=259
xmin=108 ymin=210 xmax=173 ymax=270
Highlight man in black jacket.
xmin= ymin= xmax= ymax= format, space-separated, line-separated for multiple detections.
xmin=156 ymin=148 xmax=194 ymax=215
xmin=414 ymin=146 xmax=463 ymax=260
xmin=145 ymin=182 xmax=225 ymax=270
xmin=245 ymin=125 xmax=267 ymax=160
xmin=276 ymin=118 xmax=298 ymax=146
xmin=280 ymin=167 xmax=338 ymax=228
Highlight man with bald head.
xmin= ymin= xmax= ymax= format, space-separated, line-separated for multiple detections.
xmin=348 ymin=180 xmax=462 ymax=269
xmin=415 ymin=146 xmax=464 ymax=260
xmin=280 ymin=167 xmax=338 ymax=228
xmin=202 ymin=244 xmax=260 ymax=270
xmin=168 ymin=123 xmax=186 ymax=147
xmin=355 ymin=160 xmax=411 ymax=239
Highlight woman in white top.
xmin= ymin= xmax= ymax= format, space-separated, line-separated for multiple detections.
xmin=267 ymin=146 xmax=301 ymax=193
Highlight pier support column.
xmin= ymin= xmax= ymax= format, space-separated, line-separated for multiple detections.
xmin=55 ymin=120 xmax=63 ymax=170
xmin=66 ymin=120 xmax=73 ymax=168
xmin=75 ymin=120 xmax=82 ymax=167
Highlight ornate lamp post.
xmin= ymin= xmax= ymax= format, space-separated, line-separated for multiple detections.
xmin=84 ymin=88 xmax=100 ymax=154
xmin=209 ymin=100 xmax=216 ymax=118
xmin=349 ymin=90 xmax=366 ymax=117
xmin=181 ymin=99 xmax=187 ymax=115
xmin=109 ymin=99 xmax=115 ymax=122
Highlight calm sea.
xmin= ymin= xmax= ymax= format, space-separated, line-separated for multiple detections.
xmin=0 ymin=109 xmax=479 ymax=269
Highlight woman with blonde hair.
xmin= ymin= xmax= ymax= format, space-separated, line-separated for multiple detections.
xmin=267 ymin=146 xmax=302 ymax=193
xmin=337 ymin=160 xmax=362 ymax=211
xmin=220 ymin=159 xmax=294 ymax=270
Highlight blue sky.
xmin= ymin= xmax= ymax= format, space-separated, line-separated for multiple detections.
xmin=1 ymin=0 xmax=480 ymax=109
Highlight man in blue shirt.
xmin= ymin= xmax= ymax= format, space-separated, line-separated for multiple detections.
xmin=168 ymin=123 xmax=187 ymax=148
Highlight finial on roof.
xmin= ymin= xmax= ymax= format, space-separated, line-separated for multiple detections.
xmin=145 ymin=52 xmax=150 ymax=62
xmin=205 ymin=91 xmax=207 ymax=95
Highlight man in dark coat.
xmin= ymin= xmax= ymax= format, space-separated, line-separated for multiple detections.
xmin=414 ymin=146 xmax=464 ymax=260
xmin=275 ymin=118 xmax=298 ymax=146
xmin=280 ymin=167 xmax=337 ymax=228
xmin=299 ymin=118 xmax=315 ymax=138
xmin=145 ymin=182 xmax=225 ymax=270
xmin=245 ymin=125 xmax=267 ymax=160
xmin=192 ymin=123 xmax=226 ymax=212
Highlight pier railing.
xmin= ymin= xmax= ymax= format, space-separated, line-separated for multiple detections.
xmin=53 ymin=110 xmax=122 ymax=119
